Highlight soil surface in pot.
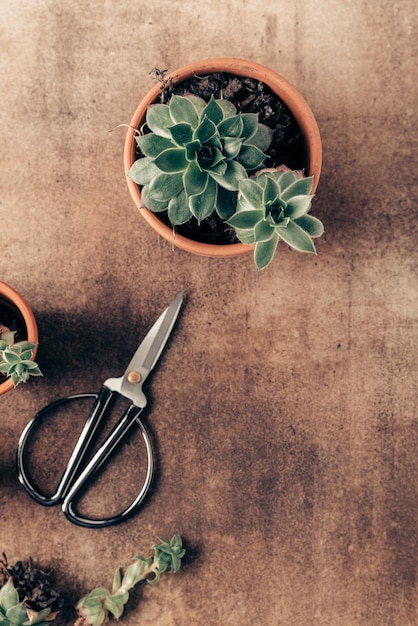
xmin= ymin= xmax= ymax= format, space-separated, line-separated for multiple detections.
xmin=137 ymin=71 xmax=308 ymax=245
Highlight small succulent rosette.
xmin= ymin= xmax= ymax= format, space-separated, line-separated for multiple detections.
xmin=0 ymin=325 xmax=42 ymax=387
xmin=227 ymin=166 xmax=324 ymax=269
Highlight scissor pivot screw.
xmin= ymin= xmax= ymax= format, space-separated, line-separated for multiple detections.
xmin=127 ymin=371 xmax=142 ymax=384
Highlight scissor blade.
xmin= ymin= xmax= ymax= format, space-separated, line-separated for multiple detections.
xmin=104 ymin=291 xmax=184 ymax=405
xmin=131 ymin=289 xmax=184 ymax=375
xmin=117 ymin=290 xmax=184 ymax=393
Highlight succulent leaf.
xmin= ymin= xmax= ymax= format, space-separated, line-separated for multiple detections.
xmin=140 ymin=185 xmax=169 ymax=211
xmin=0 ymin=581 xmax=19 ymax=612
xmin=215 ymin=187 xmax=238 ymax=220
xmin=200 ymin=96 xmax=224 ymax=125
xmin=228 ymin=209 xmax=264 ymax=230
xmin=3 ymin=351 xmax=20 ymax=365
xmin=263 ymin=175 xmax=279 ymax=207
xmin=102 ymin=596 xmax=122 ymax=620
xmin=129 ymin=93 xmax=272 ymax=226
xmin=136 ymin=133 xmax=173 ymax=157
xmin=193 ymin=115 xmax=217 ymax=144
xmin=26 ymin=607 xmax=55 ymax=625
xmin=216 ymin=98 xmax=237 ymax=118
xmin=240 ymin=113 xmax=260 ymax=140
xmin=238 ymin=144 xmax=268 ymax=170
xmin=281 ymin=175 xmax=313 ymax=199
xmin=218 ymin=115 xmax=243 ymax=138
xmin=285 ymin=195 xmax=314 ymax=218
xmin=147 ymin=172 xmax=183 ymax=202
xmin=168 ymin=122 xmax=193 ymax=146
xmin=222 ymin=136 xmax=243 ymax=160
xmin=294 ymin=214 xmax=324 ymax=237
xmin=254 ymin=219 xmax=275 ymax=242
xmin=128 ymin=157 xmax=160 ymax=185
xmin=246 ymin=123 xmax=273 ymax=151
xmin=167 ymin=191 xmax=191 ymax=224
xmin=169 ymin=94 xmax=199 ymax=125
xmin=238 ymin=179 xmax=264 ymax=209
xmin=277 ymin=220 xmax=317 ymax=253
xmin=254 ymin=233 xmax=280 ymax=270
xmin=154 ymin=148 xmax=188 ymax=173
xmin=146 ymin=104 xmax=172 ymax=137
xmin=183 ymin=162 xmax=208 ymax=196
xmin=189 ymin=176 xmax=217 ymax=223
xmin=6 ymin=604 xmax=28 ymax=624
xmin=210 ymin=160 xmax=247 ymax=191
xmin=183 ymin=94 xmax=207 ymax=115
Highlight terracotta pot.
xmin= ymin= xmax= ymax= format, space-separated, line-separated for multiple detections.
xmin=124 ymin=58 xmax=322 ymax=258
xmin=0 ymin=281 xmax=38 ymax=396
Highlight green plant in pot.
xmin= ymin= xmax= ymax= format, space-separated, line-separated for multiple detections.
xmin=0 ymin=281 xmax=41 ymax=394
xmin=0 ymin=324 xmax=41 ymax=388
xmin=129 ymin=93 xmax=272 ymax=226
xmin=125 ymin=58 xmax=324 ymax=268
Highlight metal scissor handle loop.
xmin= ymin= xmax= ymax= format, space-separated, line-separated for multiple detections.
xmin=63 ymin=404 xmax=154 ymax=528
xmin=17 ymin=392 xmax=102 ymax=505
xmin=17 ymin=390 xmax=154 ymax=528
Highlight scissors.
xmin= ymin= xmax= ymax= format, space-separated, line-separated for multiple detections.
xmin=17 ymin=291 xmax=184 ymax=529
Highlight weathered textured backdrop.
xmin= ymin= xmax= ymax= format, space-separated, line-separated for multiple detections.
xmin=1 ymin=1 xmax=417 ymax=624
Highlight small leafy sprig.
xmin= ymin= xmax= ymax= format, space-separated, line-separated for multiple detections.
xmin=74 ymin=536 xmax=186 ymax=626
xmin=0 ymin=578 xmax=58 ymax=625
xmin=0 ymin=325 xmax=42 ymax=387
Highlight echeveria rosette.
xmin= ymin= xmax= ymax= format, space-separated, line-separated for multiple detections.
xmin=0 ymin=339 xmax=42 ymax=387
xmin=128 ymin=94 xmax=272 ymax=225
xmin=227 ymin=168 xmax=324 ymax=270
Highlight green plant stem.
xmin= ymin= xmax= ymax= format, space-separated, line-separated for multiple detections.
xmin=74 ymin=536 xmax=185 ymax=626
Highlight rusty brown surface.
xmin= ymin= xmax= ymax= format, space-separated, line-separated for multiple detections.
xmin=1 ymin=2 xmax=417 ymax=624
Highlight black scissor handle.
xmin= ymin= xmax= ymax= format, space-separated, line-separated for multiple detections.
xmin=62 ymin=403 xmax=153 ymax=528
xmin=17 ymin=391 xmax=107 ymax=505
xmin=17 ymin=390 xmax=154 ymax=528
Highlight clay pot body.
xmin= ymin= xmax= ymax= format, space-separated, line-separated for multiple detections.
xmin=0 ymin=281 xmax=38 ymax=396
xmin=124 ymin=58 xmax=322 ymax=258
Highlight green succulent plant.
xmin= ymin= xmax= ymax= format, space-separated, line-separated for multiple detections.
xmin=128 ymin=94 xmax=272 ymax=225
xmin=75 ymin=536 xmax=186 ymax=626
xmin=227 ymin=168 xmax=324 ymax=270
xmin=0 ymin=328 xmax=42 ymax=387
xmin=0 ymin=579 xmax=57 ymax=625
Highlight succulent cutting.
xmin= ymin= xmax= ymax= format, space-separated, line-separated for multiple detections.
xmin=75 ymin=536 xmax=186 ymax=626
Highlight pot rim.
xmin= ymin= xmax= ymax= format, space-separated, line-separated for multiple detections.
xmin=124 ymin=57 xmax=322 ymax=258
xmin=0 ymin=280 xmax=38 ymax=395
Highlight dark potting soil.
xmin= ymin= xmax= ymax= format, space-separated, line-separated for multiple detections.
xmin=137 ymin=70 xmax=308 ymax=245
